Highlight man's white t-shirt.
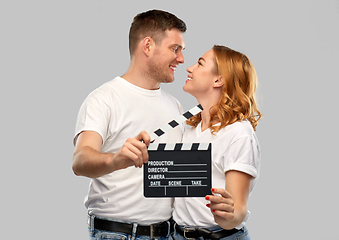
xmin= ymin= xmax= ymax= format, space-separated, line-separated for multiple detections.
xmin=74 ymin=76 xmax=184 ymax=224
xmin=173 ymin=120 xmax=260 ymax=229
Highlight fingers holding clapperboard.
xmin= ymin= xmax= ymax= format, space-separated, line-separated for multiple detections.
xmin=113 ymin=131 xmax=151 ymax=170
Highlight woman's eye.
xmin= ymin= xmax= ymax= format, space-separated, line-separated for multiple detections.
xmin=198 ymin=61 xmax=202 ymax=66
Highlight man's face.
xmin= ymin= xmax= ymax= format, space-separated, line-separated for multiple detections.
xmin=147 ymin=29 xmax=185 ymax=83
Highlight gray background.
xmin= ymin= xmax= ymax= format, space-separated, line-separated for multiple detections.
xmin=1 ymin=0 xmax=338 ymax=239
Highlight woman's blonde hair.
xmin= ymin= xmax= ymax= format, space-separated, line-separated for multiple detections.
xmin=187 ymin=45 xmax=262 ymax=132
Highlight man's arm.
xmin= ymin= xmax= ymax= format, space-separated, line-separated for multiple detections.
xmin=72 ymin=130 xmax=150 ymax=178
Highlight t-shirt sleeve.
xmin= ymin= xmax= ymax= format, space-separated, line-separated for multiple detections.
xmin=221 ymin=136 xmax=260 ymax=178
xmin=73 ymin=93 xmax=111 ymax=145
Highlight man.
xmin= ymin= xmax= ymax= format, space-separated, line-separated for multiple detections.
xmin=72 ymin=10 xmax=186 ymax=239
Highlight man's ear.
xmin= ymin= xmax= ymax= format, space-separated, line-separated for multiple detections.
xmin=214 ymin=76 xmax=224 ymax=88
xmin=142 ymin=37 xmax=154 ymax=56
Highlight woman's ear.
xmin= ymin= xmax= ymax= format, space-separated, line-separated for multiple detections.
xmin=142 ymin=37 xmax=153 ymax=56
xmin=213 ymin=76 xmax=224 ymax=88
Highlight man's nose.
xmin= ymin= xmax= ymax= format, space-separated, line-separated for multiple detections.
xmin=176 ymin=51 xmax=184 ymax=64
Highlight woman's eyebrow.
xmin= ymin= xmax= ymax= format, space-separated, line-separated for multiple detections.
xmin=198 ymin=57 xmax=206 ymax=62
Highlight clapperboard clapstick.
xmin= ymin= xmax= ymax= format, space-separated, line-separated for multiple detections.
xmin=149 ymin=104 xmax=203 ymax=142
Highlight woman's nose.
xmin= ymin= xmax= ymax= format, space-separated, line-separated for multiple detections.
xmin=186 ymin=65 xmax=193 ymax=73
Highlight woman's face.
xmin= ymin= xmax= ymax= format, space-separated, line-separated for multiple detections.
xmin=183 ymin=49 xmax=220 ymax=98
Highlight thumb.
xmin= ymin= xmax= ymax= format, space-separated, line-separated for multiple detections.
xmin=211 ymin=188 xmax=232 ymax=199
xmin=135 ymin=131 xmax=151 ymax=146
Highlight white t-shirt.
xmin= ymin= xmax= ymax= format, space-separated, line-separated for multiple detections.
xmin=173 ymin=120 xmax=260 ymax=229
xmin=74 ymin=76 xmax=184 ymax=224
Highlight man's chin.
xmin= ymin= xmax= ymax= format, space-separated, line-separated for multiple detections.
xmin=161 ymin=77 xmax=175 ymax=83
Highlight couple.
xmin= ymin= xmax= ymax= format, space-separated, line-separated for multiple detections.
xmin=72 ymin=9 xmax=261 ymax=240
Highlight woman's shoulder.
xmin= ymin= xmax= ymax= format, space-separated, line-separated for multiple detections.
xmin=219 ymin=120 xmax=255 ymax=138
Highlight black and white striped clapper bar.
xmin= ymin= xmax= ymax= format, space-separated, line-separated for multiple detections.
xmin=149 ymin=104 xmax=203 ymax=142
xmin=144 ymin=142 xmax=212 ymax=197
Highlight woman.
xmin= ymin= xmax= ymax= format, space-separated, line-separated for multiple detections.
xmin=172 ymin=45 xmax=262 ymax=240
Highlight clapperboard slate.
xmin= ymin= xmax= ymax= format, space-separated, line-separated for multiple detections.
xmin=144 ymin=142 xmax=211 ymax=197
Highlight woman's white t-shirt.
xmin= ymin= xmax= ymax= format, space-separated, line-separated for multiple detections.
xmin=173 ymin=120 xmax=260 ymax=229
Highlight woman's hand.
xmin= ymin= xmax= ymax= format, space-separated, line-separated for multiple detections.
xmin=205 ymin=171 xmax=252 ymax=229
xmin=205 ymin=188 xmax=235 ymax=225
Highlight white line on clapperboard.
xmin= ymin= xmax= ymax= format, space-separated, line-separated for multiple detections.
xmin=174 ymin=164 xmax=206 ymax=166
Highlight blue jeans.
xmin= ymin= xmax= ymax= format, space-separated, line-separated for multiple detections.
xmin=88 ymin=216 xmax=173 ymax=240
xmin=172 ymin=225 xmax=250 ymax=240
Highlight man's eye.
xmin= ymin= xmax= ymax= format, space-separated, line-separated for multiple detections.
xmin=173 ymin=47 xmax=178 ymax=53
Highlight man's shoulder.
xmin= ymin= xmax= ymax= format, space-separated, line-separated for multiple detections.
xmin=87 ymin=77 xmax=121 ymax=98
xmin=160 ymin=88 xmax=181 ymax=103
xmin=160 ymin=89 xmax=183 ymax=111
xmin=161 ymin=89 xmax=177 ymax=100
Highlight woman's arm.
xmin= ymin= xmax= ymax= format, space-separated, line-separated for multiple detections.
xmin=206 ymin=170 xmax=252 ymax=230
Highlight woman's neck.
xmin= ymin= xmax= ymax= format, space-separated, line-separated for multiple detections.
xmin=199 ymin=101 xmax=220 ymax=132
xmin=195 ymin=89 xmax=222 ymax=132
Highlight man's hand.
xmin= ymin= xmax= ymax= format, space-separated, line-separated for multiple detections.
xmin=72 ymin=130 xmax=151 ymax=178
xmin=112 ymin=131 xmax=151 ymax=170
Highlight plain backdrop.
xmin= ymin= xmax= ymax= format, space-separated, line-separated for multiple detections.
xmin=1 ymin=1 xmax=338 ymax=239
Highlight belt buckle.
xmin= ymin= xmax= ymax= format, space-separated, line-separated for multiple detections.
xmin=150 ymin=221 xmax=168 ymax=239
xmin=150 ymin=225 xmax=154 ymax=239
xmin=184 ymin=228 xmax=195 ymax=240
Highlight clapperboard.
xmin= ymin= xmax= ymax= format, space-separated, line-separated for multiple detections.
xmin=144 ymin=104 xmax=212 ymax=197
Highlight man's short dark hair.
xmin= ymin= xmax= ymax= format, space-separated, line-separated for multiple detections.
xmin=129 ymin=9 xmax=186 ymax=56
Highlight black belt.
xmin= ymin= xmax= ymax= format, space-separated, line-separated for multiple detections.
xmin=90 ymin=216 xmax=171 ymax=239
xmin=175 ymin=224 xmax=241 ymax=240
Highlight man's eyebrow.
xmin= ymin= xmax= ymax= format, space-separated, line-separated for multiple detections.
xmin=171 ymin=44 xmax=185 ymax=50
